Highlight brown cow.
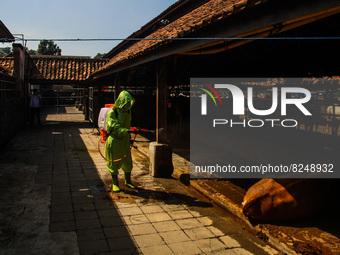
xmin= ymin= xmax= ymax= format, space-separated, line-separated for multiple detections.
xmin=242 ymin=178 xmax=332 ymax=221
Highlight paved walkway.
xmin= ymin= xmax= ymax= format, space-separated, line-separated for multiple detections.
xmin=0 ymin=107 xmax=277 ymax=255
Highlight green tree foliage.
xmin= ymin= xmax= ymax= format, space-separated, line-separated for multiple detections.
xmin=37 ymin=40 xmax=61 ymax=55
xmin=0 ymin=47 xmax=12 ymax=56
xmin=94 ymin=53 xmax=106 ymax=59
xmin=27 ymin=49 xmax=37 ymax=55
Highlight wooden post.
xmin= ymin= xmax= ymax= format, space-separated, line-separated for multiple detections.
xmin=56 ymin=90 xmax=59 ymax=114
xmin=13 ymin=44 xmax=25 ymax=97
xmin=149 ymin=58 xmax=173 ymax=178
xmin=156 ymin=59 xmax=167 ymax=144
xmin=114 ymin=73 xmax=121 ymax=102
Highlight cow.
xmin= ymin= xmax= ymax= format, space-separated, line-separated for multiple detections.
xmin=242 ymin=178 xmax=334 ymax=221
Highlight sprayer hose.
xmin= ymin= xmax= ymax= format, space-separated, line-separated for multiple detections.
xmin=97 ymin=133 xmax=137 ymax=163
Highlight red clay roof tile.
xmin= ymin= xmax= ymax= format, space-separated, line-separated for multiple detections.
xmin=95 ymin=0 xmax=269 ymax=75
xmin=0 ymin=57 xmax=14 ymax=74
xmin=26 ymin=56 xmax=108 ymax=82
xmin=1 ymin=56 xmax=108 ymax=81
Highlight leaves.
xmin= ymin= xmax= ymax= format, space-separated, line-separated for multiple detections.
xmin=37 ymin=40 xmax=62 ymax=55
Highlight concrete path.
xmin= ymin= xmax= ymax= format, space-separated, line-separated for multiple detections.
xmin=0 ymin=107 xmax=278 ymax=255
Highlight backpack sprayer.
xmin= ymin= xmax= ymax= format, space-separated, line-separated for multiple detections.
xmin=97 ymin=104 xmax=153 ymax=162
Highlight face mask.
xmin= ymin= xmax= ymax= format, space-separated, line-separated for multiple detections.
xmin=124 ymin=102 xmax=131 ymax=110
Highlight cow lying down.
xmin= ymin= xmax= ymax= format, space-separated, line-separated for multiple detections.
xmin=242 ymin=178 xmax=332 ymax=221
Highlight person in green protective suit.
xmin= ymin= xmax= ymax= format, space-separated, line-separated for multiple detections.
xmin=105 ymin=90 xmax=137 ymax=192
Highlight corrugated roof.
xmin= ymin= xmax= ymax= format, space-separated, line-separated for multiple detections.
xmin=26 ymin=55 xmax=108 ymax=82
xmin=95 ymin=0 xmax=266 ymax=75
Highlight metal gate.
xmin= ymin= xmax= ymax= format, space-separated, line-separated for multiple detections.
xmin=34 ymin=86 xmax=84 ymax=114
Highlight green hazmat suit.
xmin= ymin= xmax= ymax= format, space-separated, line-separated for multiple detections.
xmin=105 ymin=91 xmax=135 ymax=176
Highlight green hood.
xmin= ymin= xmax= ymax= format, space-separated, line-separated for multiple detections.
xmin=114 ymin=90 xmax=135 ymax=110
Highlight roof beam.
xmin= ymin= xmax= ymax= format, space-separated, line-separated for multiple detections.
xmin=179 ymin=6 xmax=340 ymax=55
xmin=0 ymin=20 xmax=15 ymax=43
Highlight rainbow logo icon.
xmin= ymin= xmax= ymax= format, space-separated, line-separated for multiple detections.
xmin=199 ymin=84 xmax=223 ymax=107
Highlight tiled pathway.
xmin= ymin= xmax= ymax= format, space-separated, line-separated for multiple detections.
xmin=0 ymin=107 xmax=277 ymax=255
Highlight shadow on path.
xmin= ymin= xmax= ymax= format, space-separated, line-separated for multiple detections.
xmin=0 ymin=107 xmax=139 ymax=255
